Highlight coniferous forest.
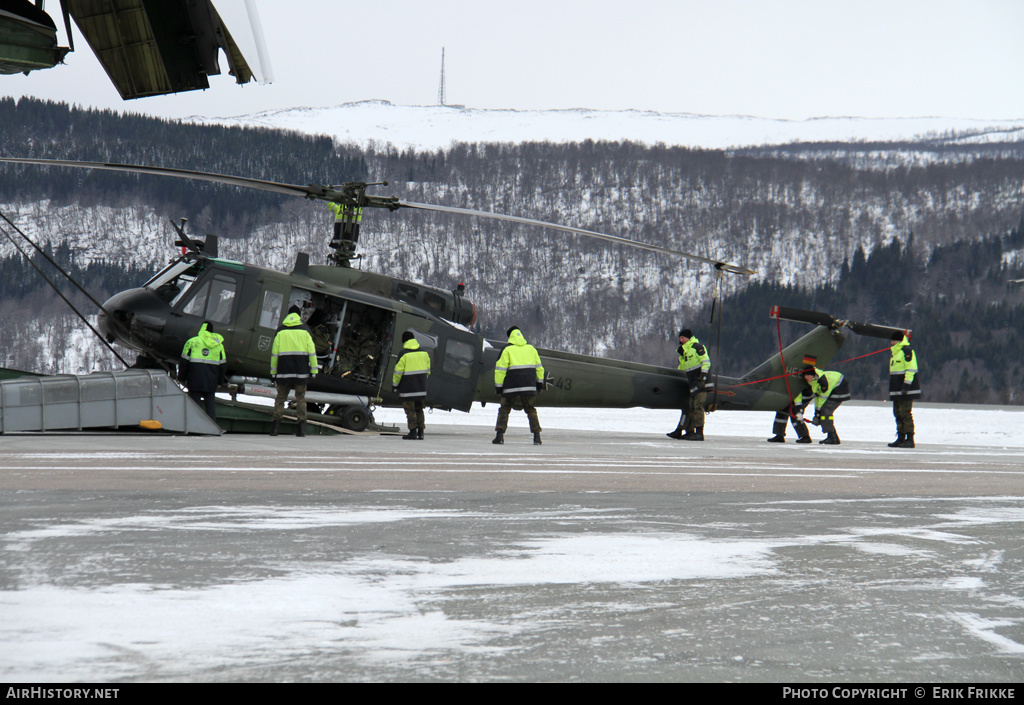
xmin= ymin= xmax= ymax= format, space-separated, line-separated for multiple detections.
xmin=2 ymin=97 xmax=1023 ymax=403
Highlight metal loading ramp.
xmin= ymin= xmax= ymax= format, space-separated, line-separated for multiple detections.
xmin=0 ymin=370 xmax=222 ymax=435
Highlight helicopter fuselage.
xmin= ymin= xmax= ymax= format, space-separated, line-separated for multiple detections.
xmin=97 ymin=253 xmax=848 ymax=417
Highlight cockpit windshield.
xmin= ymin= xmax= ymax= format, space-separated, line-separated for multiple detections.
xmin=143 ymin=260 xmax=206 ymax=304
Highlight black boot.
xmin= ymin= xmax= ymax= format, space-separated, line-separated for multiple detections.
xmin=533 ymin=432 xmax=542 ymax=446
xmin=683 ymin=427 xmax=704 ymax=441
xmin=492 ymin=431 xmax=504 ymax=445
xmin=888 ymin=433 xmax=905 ymax=448
xmin=819 ymin=433 xmax=840 ymax=445
xmin=270 ymin=419 xmax=280 ymax=437
xmin=417 ymin=428 xmax=424 ymax=440
xmin=796 ymin=434 xmax=812 ymax=444
xmin=899 ymin=433 xmax=915 ymax=448
xmin=297 ymin=421 xmax=307 ymax=437
xmin=666 ymin=427 xmax=684 ymax=439
xmin=402 ymin=429 xmax=418 ymax=440
xmin=767 ymin=434 xmax=785 ymax=443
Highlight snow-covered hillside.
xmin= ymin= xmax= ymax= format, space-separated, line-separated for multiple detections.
xmin=190 ymin=100 xmax=1024 ymax=152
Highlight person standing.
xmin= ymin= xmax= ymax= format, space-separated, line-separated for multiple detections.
xmin=800 ymin=366 xmax=851 ymax=445
xmin=393 ymin=331 xmax=431 ymax=440
xmin=492 ymin=326 xmax=545 ymax=446
xmin=180 ymin=320 xmax=226 ymax=421
xmin=666 ymin=328 xmax=712 ymax=441
xmin=888 ymin=330 xmax=921 ymax=448
xmin=270 ymin=308 xmax=318 ymax=437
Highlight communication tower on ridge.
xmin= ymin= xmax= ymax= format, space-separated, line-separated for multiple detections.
xmin=437 ymin=48 xmax=447 ymax=106
xmin=437 ymin=48 xmax=464 ymax=109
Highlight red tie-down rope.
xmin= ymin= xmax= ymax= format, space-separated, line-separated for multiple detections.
xmin=718 ymin=316 xmax=891 ymax=418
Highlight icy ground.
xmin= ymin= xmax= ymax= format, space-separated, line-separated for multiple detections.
xmin=369 ymin=401 xmax=1024 ymax=448
xmin=1 ymin=403 xmax=1023 ymax=682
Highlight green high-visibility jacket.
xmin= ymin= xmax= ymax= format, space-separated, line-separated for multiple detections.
xmin=393 ymin=338 xmax=431 ymax=398
xmin=180 ymin=322 xmax=226 ymax=392
xmin=795 ymin=369 xmax=850 ymax=409
xmin=889 ymin=336 xmax=922 ymax=399
xmin=270 ymin=313 xmax=318 ymax=381
xmin=495 ymin=329 xmax=544 ymax=396
xmin=677 ymin=336 xmax=712 ymax=394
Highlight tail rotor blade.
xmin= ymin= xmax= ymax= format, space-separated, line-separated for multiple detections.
xmin=769 ymin=306 xmax=911 ymax=340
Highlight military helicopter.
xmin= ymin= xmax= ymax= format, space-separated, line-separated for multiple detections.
xmin=0 ymin=156 xmax=907 ymax=432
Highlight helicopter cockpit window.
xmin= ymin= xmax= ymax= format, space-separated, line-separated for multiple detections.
xmin=443 ymin=339 xmax=476 ymax=379
xmin=144 ymin=260 xmax=195 ymax=290
xmin=149 ymin=261 xmax=205 ymax=304
xmin=179 ymin=274 xmax=238 ymax=324
xmin=422 ymin=291 xmax=446 ymax=313
xmin=396 ymin=283 xmax=418 ymax=302
xmin=409 ymin=331 xmax=438 ymax=350
xmin=259 ymin=291 xmax=285 ymax=329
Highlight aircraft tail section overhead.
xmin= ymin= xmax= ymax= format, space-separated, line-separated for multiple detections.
xmin=65 ymin=0 xmax=265 ymax=99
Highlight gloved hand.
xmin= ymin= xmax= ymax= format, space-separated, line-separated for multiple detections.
xmin=270 ymin=374 xmax=277 ymax=383
xmin=495 ymin=387 xmax=503 ymax=397
xmin=795 ymin=412 xmax=804 ymax=423
xmin=812 ymin=415 xmax=821 ymax=426
xmin=536 ymin=381 xmax=544 ymax=392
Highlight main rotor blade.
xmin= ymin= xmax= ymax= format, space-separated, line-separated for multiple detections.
xmin=1 ymin=157 xmax=756 ymax=274
xmin=400 ymin=201 xmax=755 ymax=275
xmin=0 ymin=157 xmax=326 ymax=199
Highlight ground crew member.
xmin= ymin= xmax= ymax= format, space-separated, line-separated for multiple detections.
xmin=328 ymin=202 xmax=363 ymax=264
xmin=889 ymin=330 xmax=921 ymax=448
xmin=493 ymin=326 xmax=545 ymax=446
xmin=666 ymin=328 xmax=712 ymax=441
xmin=768 ymin=361 xmax=814 ymax=443
xmin=800 ymin=366 xmax=851 ymax=445
xmin=393 ymin=331 xmax=431 ymax=440
xmin=270 ymin=307 xmax=318 ymax=437
xmin=180 ymin=320 xmax=226 ymax=421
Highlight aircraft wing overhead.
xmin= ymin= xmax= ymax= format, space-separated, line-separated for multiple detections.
xmin=64 ymin=0 xmax=266 ymax=100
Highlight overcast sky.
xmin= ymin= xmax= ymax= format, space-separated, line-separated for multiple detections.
xmin=3 ymin=0 xmax=1023 ymax=121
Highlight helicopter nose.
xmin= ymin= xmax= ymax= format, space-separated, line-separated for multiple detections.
xmin=99 ymin=288 xmax=169 ymax=349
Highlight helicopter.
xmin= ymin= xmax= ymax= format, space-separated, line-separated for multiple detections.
xmin=0 ymin=156 xmax=908 ymax=432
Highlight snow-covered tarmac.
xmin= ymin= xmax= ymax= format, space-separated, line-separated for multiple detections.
xmin=1 ymin=402 xmax=1022 ymax=682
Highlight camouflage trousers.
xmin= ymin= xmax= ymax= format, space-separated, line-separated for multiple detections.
xmin=495 ymin=395 xmax=542 ymax=434
xmin=893 ymin=398 xmax=915 ymax=435
xmin=676 ymin=392 xmax=707 ymax=432
xmin=273 ymin=382 xmax=308 ymax=423
xmin=402 ymin=399 xmax=426 ymax=431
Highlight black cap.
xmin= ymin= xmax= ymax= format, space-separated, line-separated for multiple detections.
xmin=402 ymin=331 xmax=415 ymax=343
xmin=891 ymin=330 xmax=905 ymax=342
xmin=679 ymin=328 xmax=693 ymax=339
xmin=506 ymin=326 xmax=520 ymax=337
